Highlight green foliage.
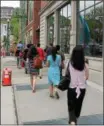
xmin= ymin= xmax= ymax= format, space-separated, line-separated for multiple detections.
xmin=10 ymin=8 xmax=20 ymax=42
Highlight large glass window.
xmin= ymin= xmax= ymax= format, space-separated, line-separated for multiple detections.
xmin=47 ymin=14 xmax=54 ymax=44
xmin=59 ymin=3 xmax=71 ymax=53
xmin=77 ymin=1 xmax=103 ymax=57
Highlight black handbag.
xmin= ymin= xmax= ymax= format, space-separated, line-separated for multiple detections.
xmin=57 ymin=61 xmax=71 ymax=91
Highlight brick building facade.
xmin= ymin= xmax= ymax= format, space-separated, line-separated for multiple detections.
xmin=20 ymin=0 xmax=48 ymax=45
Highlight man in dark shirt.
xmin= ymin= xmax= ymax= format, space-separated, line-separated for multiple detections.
xmin=46 ymin=43 xmax=53 ymax=57
xmin=56 ymin=45 xmax=65 ymax=78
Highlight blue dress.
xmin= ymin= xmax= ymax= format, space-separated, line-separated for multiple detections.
xmin=47 ymin=55 xmax=61 ymax=86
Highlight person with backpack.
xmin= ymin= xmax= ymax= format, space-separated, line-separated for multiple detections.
xmin=56 ymin=45 xmax=65 ymax=78
xmin=37 ymin=43 xmax=45 ymax=79
xmin=17 ymin=41 xmax=23 ymax=51
xmin=46 ymin=47 xmax=61 ymax=99
xmin=67 ymin=45 xmax=89 ymax=125
xmin=27 ymin=45 xmax=39 ymax=93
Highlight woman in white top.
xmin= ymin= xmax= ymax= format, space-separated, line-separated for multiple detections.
xmin=67 ymin=45 xmax=89 ymax=125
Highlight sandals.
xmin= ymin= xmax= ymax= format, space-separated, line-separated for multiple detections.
xmin=50 ymin=94 xmax=54 ymax=98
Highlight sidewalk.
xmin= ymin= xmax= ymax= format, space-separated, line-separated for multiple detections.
xmin=1 ymin=86 xmax=16 ymax=124
xmin=1 ymin=57 xmax=16 ymax=125
xmin=11 ymin=58 xmax=103 ymax=125
xmin=1 ymin=57 xmax=103 ymax=125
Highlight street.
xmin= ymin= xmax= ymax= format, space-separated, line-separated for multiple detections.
xmin=1 ymin=56 xmax=103 ymax=125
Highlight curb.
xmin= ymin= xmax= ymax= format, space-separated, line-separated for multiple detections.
xmin=12 ymin=85 xmax=19 ymax=125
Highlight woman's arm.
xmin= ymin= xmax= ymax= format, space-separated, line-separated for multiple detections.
xmin=46 ymin=56 xmax=50 ymax=67
xmin=85 ymin=63 xmax=89 ymax=80
xmin=46 ymin=61 xmax=50 ymax=67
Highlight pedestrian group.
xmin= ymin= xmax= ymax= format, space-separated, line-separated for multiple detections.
xmin=15 ymin=42 xmax=89 ymax=125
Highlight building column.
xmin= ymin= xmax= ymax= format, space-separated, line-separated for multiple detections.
xmin=70 ymin=1 xmax=77 ymax=54
xmin=44 ymin=17 xmax=48 ymax=48
xmin=101 ymin=60 xmax=103 ymax=85
xmin=102 ymin=1 xmax=104 ymax=85
xmin=54 ymin=11 xmax=59 ymax=45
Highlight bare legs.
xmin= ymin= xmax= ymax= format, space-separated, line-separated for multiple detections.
xmin=30 ymin=75 xmax=37 ymax=93
xmin=39 ymin=69 xmax=43 ymax=79
xmin=49 ymin=85 xmax=54 ymax=97
xmin=49 ymin=85 xmax=59 ymax=99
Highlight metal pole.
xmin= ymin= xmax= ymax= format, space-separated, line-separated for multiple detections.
xmin=7 ymin=19 xmax=10 ymax=55
xmin=7 ymin=21 xmax=9 ymax=53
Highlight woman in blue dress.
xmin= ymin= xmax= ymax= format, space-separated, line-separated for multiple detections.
xmin=47 ymin=47 xmax=61 ymax=99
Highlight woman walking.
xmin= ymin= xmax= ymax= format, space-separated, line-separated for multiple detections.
xmin=23 ymin=44 xmax=33 ymax=74
xmin=67 ymin=45 xmax=89 ymax=125
xmin=47 ymin=47 xmax=61 ymax=99
xmin=27 ymin=45 xmax=39 ymax=93
xmin=37 ymin=43 xmax=45 ymax=79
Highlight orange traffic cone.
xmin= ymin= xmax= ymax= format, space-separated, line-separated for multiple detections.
xmin=2 ymin=68 xmax=12 ymax=86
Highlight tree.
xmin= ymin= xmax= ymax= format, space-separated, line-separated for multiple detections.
xmin=10 ymin=7 xmax=20 ymax=43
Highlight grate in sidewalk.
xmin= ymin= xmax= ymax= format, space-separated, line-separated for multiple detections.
xmin=15 ymin=83 xmax=49 ymax=91
xmin=23 ymin=114 xmax=103 ymax=125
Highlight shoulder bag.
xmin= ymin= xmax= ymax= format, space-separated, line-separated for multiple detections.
xmin=33 ymin=55 xmax=43 ymax=69
xmin=57 ymin=61 xmax=71 ymax=91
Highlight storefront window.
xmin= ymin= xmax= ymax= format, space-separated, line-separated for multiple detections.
xmin=95 ymin=0 xmax=103 ymax=4
xmin=80 ymin=1 xmax=85 ymax=11
xmin=85 ymin=1 xmax=94 ymax=8
xmin=47 ymin=14 xmax=54 ymax=44
xmin=59 ymin=3 xmax=71 ymax=53
xmin=77 ymin=0 xmax=103 ymax=57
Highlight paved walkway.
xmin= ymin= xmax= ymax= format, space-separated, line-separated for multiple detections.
xmin=1 ymin=57 xmax=16 ymax=125
xmin=1 ymin=57 xmax=103 ymax=125
xmin=12 ymin=58 xmax=103 ymax=125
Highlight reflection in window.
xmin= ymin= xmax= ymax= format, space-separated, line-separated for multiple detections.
xmin=85 ymin=1 xmax=94 ymax=8
xmin=95 ymin=0 xmax=102 ymax=3
xmin=68 ymin=4 xmax=71 ymax=17
xmin=78 ymin=1 xmax=103 ymax=57
xmin=47 ymin=14 xmax=54 ymax=44
xmin=80 ymin=1 xmax=85 ymax=11
xmin=59 ymin=4 xmax=71 ymax=53
xmin=63 ymin=6 xmax=67 ymax=18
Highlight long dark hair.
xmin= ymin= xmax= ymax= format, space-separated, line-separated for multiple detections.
xmin=51 ymin=47 xmax=57 ymax=61
xmin=71 ymin=45 xmax=85 ymax=71
xmin=28 ymin=45 xmax=38 ymax=59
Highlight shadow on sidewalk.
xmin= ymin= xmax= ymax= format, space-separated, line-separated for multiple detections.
xmin=23 ymin=114 xmax=103 ymax=125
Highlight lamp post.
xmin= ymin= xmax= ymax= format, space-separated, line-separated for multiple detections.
xmin=7 ymin=19 xmax=10 ymax=55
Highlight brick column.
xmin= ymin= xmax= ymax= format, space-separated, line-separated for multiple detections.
xmin=33 ymin=1 xmax=41 ymax=45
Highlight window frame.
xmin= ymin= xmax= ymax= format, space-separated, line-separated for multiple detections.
xmin=77 ymin=0 xmax=104 ymax=58
xmin=58 ymin=2 xmax=71 ymax=53
xmin=47 ymin=13 xmax=54 ymax=45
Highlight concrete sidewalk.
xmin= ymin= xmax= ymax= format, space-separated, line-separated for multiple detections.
xmin=11 ymin=58 xmax=103 ymax=125
xmin=1 ymin=56 xmax=17 ymax=125
xmin=1 ymin=57 xmax=103 ymax=125
xmin=1 ymin=86 xmax=16 ymax=124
